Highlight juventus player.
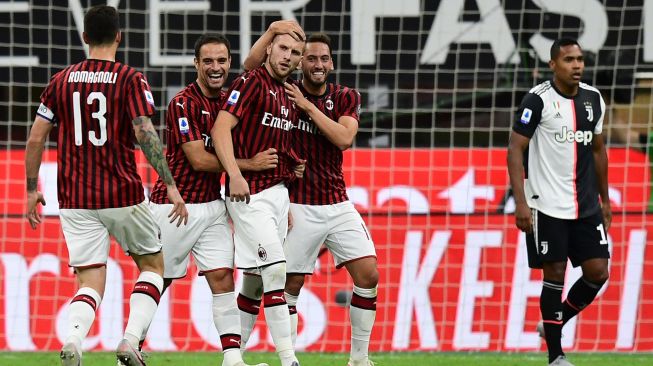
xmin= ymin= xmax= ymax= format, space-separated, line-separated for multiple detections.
xmin=211 ymin=29 xmax=305 ymax=366
xmin=147 ymin=34 xmax=274 ymax=366
xmin=244 ymin=29 xmax=378 ymax=366
xmin=25 ymin=6 xmax=187 ymax=366
xmin=507 ymin=38 xmax=610 ymax=366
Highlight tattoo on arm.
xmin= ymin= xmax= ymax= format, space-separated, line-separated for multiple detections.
xmin=26 ymin=178 xmax=38 ymax=192
xmin=132 ymin=116 xmax=175 ymax=186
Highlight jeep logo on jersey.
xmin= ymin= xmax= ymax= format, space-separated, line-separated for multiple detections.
xmin=258 ymin=245 xmax=267 ymax=261
xmin=585 ymin=102 xmax=594 ymax=122
xmin=520 ymin=108 xmax=532 ymax=124
xmin=227 ymin=90 xmax=240 ymax=105
xmin=555 ymin=126 xmax=593 ymax=145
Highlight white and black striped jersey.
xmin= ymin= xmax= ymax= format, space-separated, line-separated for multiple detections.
xmin=513 ymin=80 xmax=605 ymax=220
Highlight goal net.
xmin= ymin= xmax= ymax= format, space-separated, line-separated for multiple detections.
xmin=1 ymin=0 xmax=652 ymax=353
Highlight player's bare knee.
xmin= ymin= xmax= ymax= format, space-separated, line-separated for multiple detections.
xmin=285 ymin=273 xmax=305 ymax=295
xmin=354 ymin=268 xmax=379 ymax=289
xmin=205 ymin=269 xmax=235 ymax=294
xmin=542 ymin=261 xmax=566 ymax=282
xmin=132 ymin=251 xmax=164 ymax=275
xmin=585 ymin=268 xmax=609 ymax=285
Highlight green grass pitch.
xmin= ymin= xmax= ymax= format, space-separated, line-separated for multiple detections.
xmin=2 ymin=352 xmax=652 ymax=366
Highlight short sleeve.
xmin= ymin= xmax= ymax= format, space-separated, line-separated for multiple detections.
xmin=512 ymin=92 xmax=544 ymax=138
xmin=221 ymin=71 xmax=259 ymax=119
xmin=37 ymin=74 xmax=60 ymax=123
xmin=595 ymin=94 xmax=606 ymax=134
xmin=166 ymin=96 xmax=203 ymax=145
xmin=336 ymin=87 xmax=361 ymax=122
xmin=125 ymin=71 xmax=156 ymax=120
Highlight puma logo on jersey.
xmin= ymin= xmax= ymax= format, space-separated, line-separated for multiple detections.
xmin=555 ymin=126 xmax=593 ymax=145
xmin=201 ymin=110 xmax=210 ymax=115
xmin=176 ymin=102 xmax=185 ymax=109
xmin=271 ymin=295 xmax=285 ymax=301
xmin=269 ymin=90 xmax=278 ymax=99
xmin=241 ymin=76 xmax=248 ymax=82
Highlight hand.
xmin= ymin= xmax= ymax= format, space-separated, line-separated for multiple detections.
xmin=294 ymin=159 xmax=306 ymax=178
xmin=602 ymin=201 xmax=612 ymax=231
xmin=26 ymin=190 xmax=46 ymax=229
xmin=288 ymin=210 xmax=294 ymax=232
xmin=166 ymin=185 xmax=188 ymax=227
xmin=284 ymin=82 xmax=312 ymax=112
xmin=229 ymin=175 xmax=251 ymax=204
xmin=515 ymin=202 xmax=533 ymax=233
xmin=250 ymin=148 xmax=278 ymax=171
xmin=269 ymin=20 xmax=305 ymax=41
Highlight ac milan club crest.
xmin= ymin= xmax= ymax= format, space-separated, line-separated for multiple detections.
xmin=258 ymin=244 xmax=267 ymax=261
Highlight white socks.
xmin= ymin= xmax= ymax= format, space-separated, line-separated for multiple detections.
xmin=285 ymin=291 xmax=299 ymax=347
xmin=237 ymin=274 xmax=263 ymax=352
xmin=261 ymin=263 xmax=296 ymax=366
xmin=65 ymin=287 xmax=102 ymax=348
xmin=213 ymin=292 xmax=245 ymax=366
xmin=349 ymin=285 xmax=377 ymax=362
xmin=123 ymin=271 xmax=163 ymax=348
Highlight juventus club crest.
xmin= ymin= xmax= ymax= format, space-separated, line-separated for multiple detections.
xmin=584 ymin=101 xmax=594 ymax=122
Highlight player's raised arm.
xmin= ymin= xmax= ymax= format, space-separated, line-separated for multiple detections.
xmin=243 ymin=20 xmax=305 ymax=71
xmin=132 ymin=115 xmax=188 ymax=226
xmin=25 ymin=116 xmax=52 ymax=229
xmin=285 ymin=82 xmax=358 ymax=150
xmin=211 ymin=110 xmax=250 ymax=203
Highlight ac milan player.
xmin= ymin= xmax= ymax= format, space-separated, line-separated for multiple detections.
xmin=508 ymin=38 xmax=610 ymax=366
xmin=146 ymin=34 xmax=274 ymax=366
xmin=211 ymin=28 xmax=305 ymax=366
xmin=24 ymin=5 xmax=187 ymax=366
xmin=244 ymin=30 xmax=377 ymax=366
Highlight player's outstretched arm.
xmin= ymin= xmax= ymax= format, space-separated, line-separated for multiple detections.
xmin=243 ymin=20 xmax=305 ymax=71
xmin=211 ymin=110 xmax=250 ymax=203
xmin=507 ymin=131 xmax=532 ymax=233
xmin=593 ymin=133 xmax=611 ymax=230
xmin=132 ymin=115 xmax=188 ymax=226
xmin=285 ymin=82 xmax=357 ymax=150
xmin=25 ymin=116 xmax=52 ymax=229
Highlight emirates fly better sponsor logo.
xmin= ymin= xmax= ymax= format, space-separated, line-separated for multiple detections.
xmin=555 ymin=126 xmax=593 ymax=145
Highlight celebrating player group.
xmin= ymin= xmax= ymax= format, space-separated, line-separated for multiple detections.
xmin=25 ymin=4 xmax=611 ymax=366
xmin=25 ymin=5 xmax=376 ymax=366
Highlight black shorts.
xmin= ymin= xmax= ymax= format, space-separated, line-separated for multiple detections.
xmin=525 ymin=209 xmax=611 ymax=269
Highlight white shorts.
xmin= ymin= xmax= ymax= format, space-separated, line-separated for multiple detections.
xmin=285 ymin=201 xmax=376 ymax=274
xmin=226 ymin=184 xmax=289 ymax=270
xmin=59 ymin=200 xmax=161 ymax=268
xmin=151 ymin=199 xmax=234 ymax=279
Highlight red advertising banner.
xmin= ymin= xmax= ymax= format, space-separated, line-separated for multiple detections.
xmin=1 ymin=148 xmax=651 ymax=352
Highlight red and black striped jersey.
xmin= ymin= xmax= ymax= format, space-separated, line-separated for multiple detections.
xmin=150 ymin=82 xmax=225 ymax=204
xmin=220 ymin=65 xmax=301 ymax=195
xmin=37 ymin=59 xmax=156 ymax=209
xmin=289 ymin=82 xmax=361 ymax=205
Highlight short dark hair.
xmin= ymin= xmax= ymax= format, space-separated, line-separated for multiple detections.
xmin=550 ymin=38 xmax=581 ymax=60
xmin=84 ymin=5 xmax=120 ymax=46
xmin=194 ymin=34 xmax=231 ymax=59
xmin=306 ymin=33 xmax=333 ymax=56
